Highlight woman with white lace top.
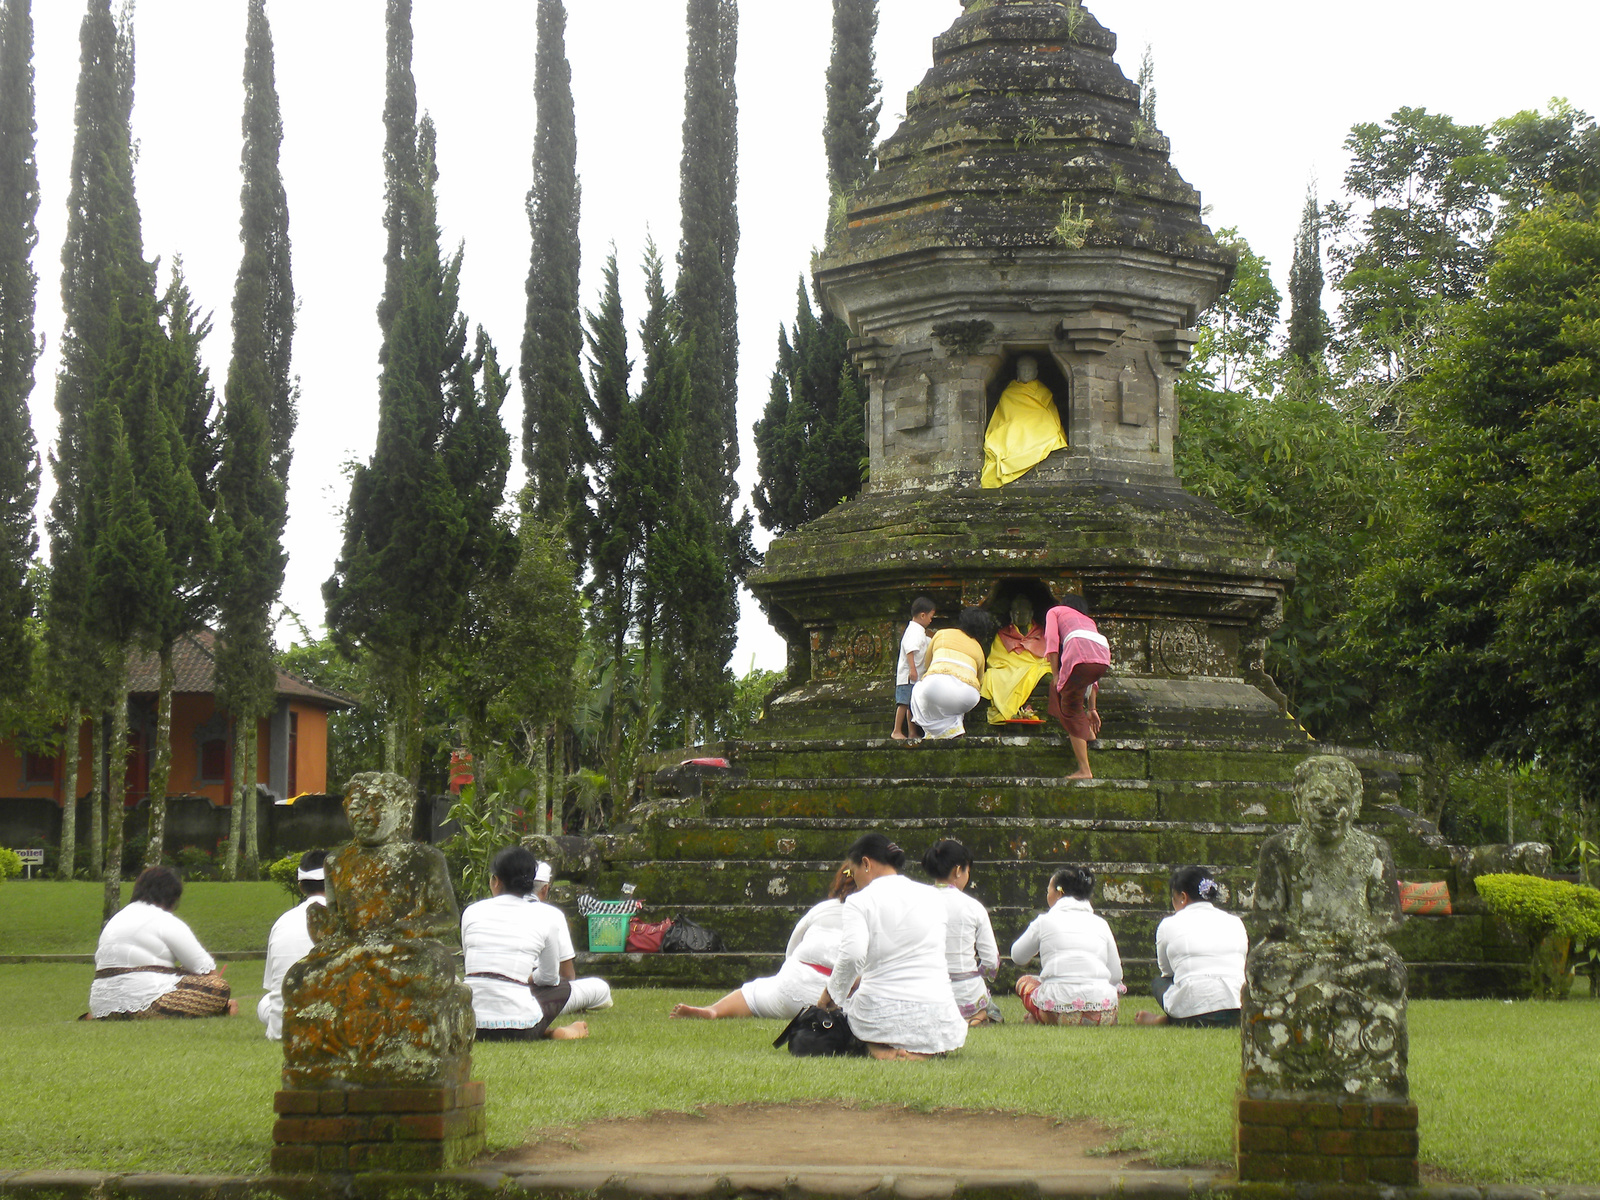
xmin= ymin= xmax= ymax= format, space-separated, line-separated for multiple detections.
xmin=822 ymin=833 xmax=968 ymax=1059
xmin=669 ymin=863 xmax=858 ymax=1020
xmin=1135 ymin=865 xmax=1249 ymax=1027
xmin=1011 ymin=865 xmax=1125 ymax=1025
xmin=922 ymin=839 xmax=1001 ymax=1025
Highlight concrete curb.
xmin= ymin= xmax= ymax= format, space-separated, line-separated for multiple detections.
xmin=3 ymin=1167 xmax=1599 ymax=1200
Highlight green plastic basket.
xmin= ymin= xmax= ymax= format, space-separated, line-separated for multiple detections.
xmin=587 ymin=912 xmax=632 ymax=953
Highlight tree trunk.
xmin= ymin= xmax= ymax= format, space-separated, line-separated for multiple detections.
xmin=102 ymin=679 xmax=129 ymax=925
xmin=223 ymin=715 xmax=244 ymax=881
xmin=143 ymin=645 xmax=176 ymax=868
xmin=57 ymin=715 xmax=81 ymax=879
xmin=1582 ymin=790 xmax=1599 ymax=890
xmin=89 ymin=712 xmax=105 ymax=881
xmin=241 ymin=722 xmax=260 ymax=877
xmin=533 ymin=723 xmax=550 ymax=836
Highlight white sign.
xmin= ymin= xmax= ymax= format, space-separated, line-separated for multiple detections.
xmin=15 ymin=849 xmax=44 ymax=865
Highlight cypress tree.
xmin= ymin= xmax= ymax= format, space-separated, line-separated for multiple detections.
xmin=585 ymin=251 xmax=636 ymax=666
xmin=521 ymin=0 xmax=590 ymax=556
xmin=377 ymin=0 xmax=417 ymax=341
xmin=1137 ymin=45 xmax=1157 ymax=131
xmin=754 ymin=0 xmax=875 ymax=537
xmin=130 ymin=266 xmax=218 ymax=870
xmin=823 ymin=0 xmax=880 ymax=198
xmin=325 ymin=101 xmax=510 ymax=786
xmin=673 ymin=0 xmax=742 ymax=733
xmin=47 ymin=0 xmax=146 ymax=882
xmin=633 ymin=239 xmax=679 ymax=686
xmin=1287 ymin=187 xmax=1328 ymax=373
xmin=216 ymin=0 xmax=294 ymax=879
xmin=0 ymin=0 xmax=40 ymax=708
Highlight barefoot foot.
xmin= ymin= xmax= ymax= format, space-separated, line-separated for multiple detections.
xmin=1067 ymin=770 xmax=1093 ymax=781
xmin=549 ymin=1021 xmax=589 ymax=1039
xmin=669 ymin=1004 xmax=717 ymax=1019
xmin=226 ymin=1000 xmax=239 ymax=1016
xmin=1134 ymin=1011 xmax=1167 ymax=1026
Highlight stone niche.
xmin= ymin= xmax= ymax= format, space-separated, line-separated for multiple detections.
xmin=749 ymin=0 xmax=1301 ymax=743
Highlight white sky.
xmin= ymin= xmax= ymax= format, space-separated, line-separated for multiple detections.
xmin=22 ymin=0 xmax=1600 ymax=674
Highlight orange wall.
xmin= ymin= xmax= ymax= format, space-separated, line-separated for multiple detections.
xmin=291 ymin=703 xmax=331 ymax=796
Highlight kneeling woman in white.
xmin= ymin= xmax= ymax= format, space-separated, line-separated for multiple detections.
xmin=923 ymin=839 xmax=1001 ymax=1024
xmin=1012 ymin=865 xmax=1124 ymax=1025
xmin=823 ymin=833 xmax=968 ymax=1059
xmin=1136 ymin=865 xmax=1248 ymax=1027
xmin=461 ymin=847 xmax=588 ymax=1041
xmin=670 ymin=863 xmax=857 ymax=1020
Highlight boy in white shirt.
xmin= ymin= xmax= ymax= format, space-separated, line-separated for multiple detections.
xmin=892 ymin=597 xmax=936 ymax=740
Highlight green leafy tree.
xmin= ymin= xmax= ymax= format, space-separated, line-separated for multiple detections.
xmin=1193 ymin=227 xmax=1280 ymax=392
xmin=753 ymin=280 xmax=864 ymax=534
xmin=632 ymin=239 xmax=681 ymax=687
xmin=46 ymin=0 xmax=145 ymax=882
xmin=673 ymin=0 xmax=744 ymax=735
xmin=215 ymin=0 xmax=294 ymax=880
xmin=0 ymin=0 xmax=40 ymax=706
xmin=521 ymin=0 xmax=590 ymax=557
xmin=1341 ymin=202 xmax=1600 ymax=882
xmin=823 ymin=0 xmax=879 ymax=198
xmin=325 ymin=80 xmax=511 ymax=787
xmin=1286 ymin=187 xmax=1327 ymax=372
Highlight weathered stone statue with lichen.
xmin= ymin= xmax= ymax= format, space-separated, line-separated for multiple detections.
xmin=1236 ymin=755 xmax=1418 ymax=1186
xmin=272 ymin=772 xmax=482 ymax=1173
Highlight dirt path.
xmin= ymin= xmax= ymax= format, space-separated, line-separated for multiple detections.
xmin=494 ymin=1103 xmax=1142 ymax=1171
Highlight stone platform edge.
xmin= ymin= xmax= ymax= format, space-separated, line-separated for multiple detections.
xmin=3 ymin=1167 xmax=1597 ymax=1200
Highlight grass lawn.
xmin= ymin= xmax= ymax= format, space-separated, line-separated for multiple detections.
xmin=0 ymin=963 xmax=1594 ymax=1183
xmin=0 ymin=882 xmax=288 ymax=956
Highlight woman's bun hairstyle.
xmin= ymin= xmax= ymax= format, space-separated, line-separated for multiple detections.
xmin=922 ymin=838 xmax=973 ymax=881
xmin=1049 ymin=864 xmax=1095 ymax=901
xmin=490 ymin=846 xmax=542 ymax=897
xmin=846 ymin=832 xmax=906 ymax=871
xmin=1170 ymin=865 xmax=1222 ymax=905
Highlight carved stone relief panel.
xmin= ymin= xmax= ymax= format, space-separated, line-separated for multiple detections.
xmin=810 ymin=623 xmax=895 ymax=680
xmin=1149 ymin=620 xmax=1232 ymax=678
xmin=1098 ymin=619 xmax=1150 ymax=675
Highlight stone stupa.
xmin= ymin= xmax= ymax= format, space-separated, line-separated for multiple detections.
xmin=751 ymin=0 xmax=1298 ymax=742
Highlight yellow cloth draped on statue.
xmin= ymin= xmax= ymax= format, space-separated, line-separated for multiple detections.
xmin=981 ymin=623 xmax=1051 ymax=724
xmin=981 ymin=378 xmax=1068 ymax=489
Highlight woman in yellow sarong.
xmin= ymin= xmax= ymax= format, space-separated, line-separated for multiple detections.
xmin=982 ymin=595 xmax=1050 ymax=724
xmin=982 ymin=355 xmax=1068 ymax=489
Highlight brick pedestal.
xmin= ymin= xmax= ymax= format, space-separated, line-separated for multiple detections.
xmin=1236 ymin=1097 xmax=1419 ymax=1186
xmin=271 ymin=1082 xmax=486 ymax=1174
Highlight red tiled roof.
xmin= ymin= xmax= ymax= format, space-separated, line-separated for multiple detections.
xmin=125 ymin=629 xmax=357 ymax=710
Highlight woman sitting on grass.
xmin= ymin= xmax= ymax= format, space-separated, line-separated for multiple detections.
xmin=86 ymin=866 xmax=236 ymax=1020
xmin=1011 ymin=865 xmax=1124 ymax=1025
xmin=670 ymin=863 xmax=858 ymax=1020
xmin=923 ymin=839 xmax=1001 ymax=1024
xmin=822 ymin=832 xmax=968 ymax=1059
xmin=461 ymin=847 xmax=588 ymax=1041
xmin=1135 ymin=865 xmax=1248 ymax=1027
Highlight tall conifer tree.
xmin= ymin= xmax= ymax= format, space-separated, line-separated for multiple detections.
xmin=521 ymin=0 xmax=589 ymax=556
xmin=633 ymin=240 xmax=679 ymax=685
xmin=216 ymin=0 xmax=294 ymax=878
xmin=585 ymin=252 xmax=636 ymax=664
xmin=673 ymin=0 xmax=743 ymax=734
xmin=47 ymin=0 xmax=146 ymax=883
xmin=754 ymin=0 xmax=874 ymax=537
xmin=1287 ymin=187 xmax=1328 ymax=372
xmin=325 ymin=10 xmax=511 ymax=788
xmin=0 ymin=0 xmax=40 ymax=707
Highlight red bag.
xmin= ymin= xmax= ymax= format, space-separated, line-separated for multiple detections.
xmin=626 ymin=919 xmax=673 ymax=953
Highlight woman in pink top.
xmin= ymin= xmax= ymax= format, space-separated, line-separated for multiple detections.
xmin=1044 ymin=596 xmax=1111 ymax=779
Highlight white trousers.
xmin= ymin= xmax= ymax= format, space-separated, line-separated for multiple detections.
xmin=560 ymin=976 xmax=612 ymax=1013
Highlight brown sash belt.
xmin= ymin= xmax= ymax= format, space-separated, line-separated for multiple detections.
xmin=467 ymin=971 xmax=530 ymax=987
xmin=94 ymin=965 xmax=186 ymax=979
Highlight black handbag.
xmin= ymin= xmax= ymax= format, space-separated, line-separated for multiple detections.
xmin=773 ymin=1004 xmax=868 ymax=1057
xmin=661 ymin=917 xmax=725 ymax=953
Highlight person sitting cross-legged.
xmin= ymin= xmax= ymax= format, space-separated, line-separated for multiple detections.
xmin=1136 ymin=865 xmax=1249 ymax=1027
xmin=258 ymin=849 xmax=329 ymax=1040
xmin=86 ymin=866 xmax=237 ymax=1021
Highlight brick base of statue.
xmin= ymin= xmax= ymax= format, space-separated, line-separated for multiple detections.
xmin=270 ymin=1082 xmax=486 ymax=1174
xmin=1236 ymin=1097 xmax=1419 ymax=1186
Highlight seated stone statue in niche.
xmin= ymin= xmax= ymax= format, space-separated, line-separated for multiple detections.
xmin=1243 ymin=754 xmax=1409 ymax=1101
xmin=281 ymin=771 xmax=475 ymax=1090
xmin=981 ymin=594 xmax=1049 ymax=724
xmin=981 ymin=354 xmax=1068 ymax=488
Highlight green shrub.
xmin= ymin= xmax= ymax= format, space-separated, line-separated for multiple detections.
xmin=1477 ymin=873 xmax=1600 ymax=999
xmin=172 ymin=845 xmax=218 ymax=881
xmin=266 ymin=853 xmax=303 ymax=900
xmin=0 ymin=847 xmax=21 ymax=881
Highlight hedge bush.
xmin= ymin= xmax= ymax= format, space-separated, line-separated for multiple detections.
xmin=1476 ymin=874 xmax=1600 ymax=941
xmin=0 ymin=846 xmax=21 ymax=881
